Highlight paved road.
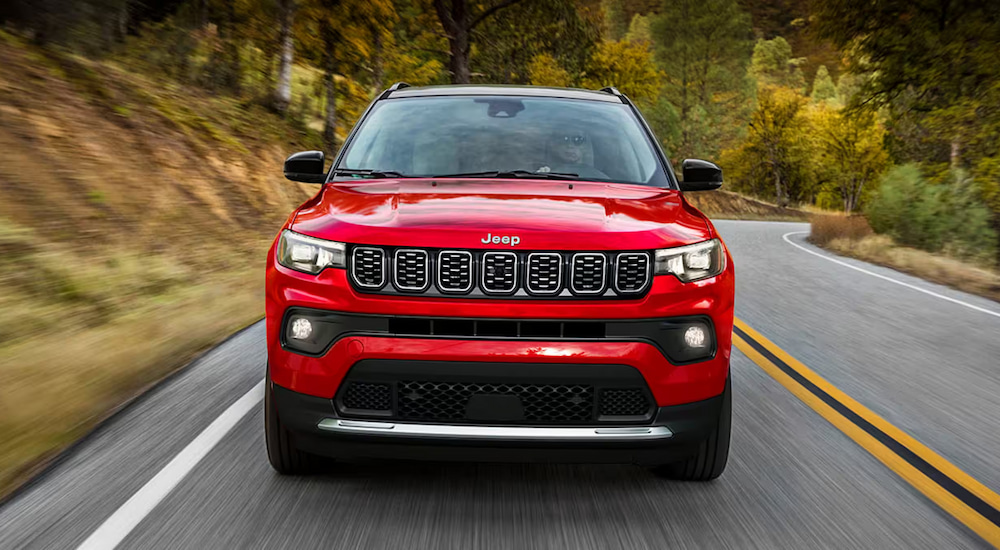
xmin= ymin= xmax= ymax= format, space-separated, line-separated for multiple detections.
xmin=2 ymin=220 xmax=1000 ymax=549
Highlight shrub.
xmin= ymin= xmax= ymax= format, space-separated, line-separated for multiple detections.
xmin=810 ymin=214 xmax=873 ymax=245
xmin=866 ymin=164 xmax=998 ymax=263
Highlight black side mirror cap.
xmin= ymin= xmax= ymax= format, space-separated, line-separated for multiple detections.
xmin=284 ymin=150 xmax=326 ymax=183
xmin=679 ymin=158 xmax=723 ymax=191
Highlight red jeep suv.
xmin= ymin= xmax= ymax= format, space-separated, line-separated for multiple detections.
xmin=265 ymin=84 xmax=734 ymax=481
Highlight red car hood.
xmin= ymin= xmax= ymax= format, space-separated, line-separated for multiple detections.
xmin=290 ymin=179 xmax=712 ymax=250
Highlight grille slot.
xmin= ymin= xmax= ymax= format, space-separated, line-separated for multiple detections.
xmin=526 ymin=253 xmax=562 ymax=294
xmin=571 ymin=253 xmax=607 ymax=294
xmin=481 ymin=252 xmax=517 ymax=293
xmin=437 ymin=251 xmax=473 ymax=293
xmin=599 ymin=388 xmax=653 ymax=418
xmin=341 ymin=382 xmax=392 ymax=412
xmin=397 ymin=381 xmax=594 ymax=423
xmin=351 ymin=247 xmax=385 ymax=288
xmin=615 ymin=253 xmax=650 ymax=293
xmin=393 ymin=249 xmax=429 ymax=291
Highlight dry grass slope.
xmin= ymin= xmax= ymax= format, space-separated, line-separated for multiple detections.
xmin=0 ymin=33 xmax=320 ymax=497
xmin=685 ymin=190 xmax=806 ymax=222
xmin=809 ymin=214 xmax=1000 ymax=303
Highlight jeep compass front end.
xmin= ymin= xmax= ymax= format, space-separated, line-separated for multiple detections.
xmin=265 ymin=84 xmax=734 ymax=480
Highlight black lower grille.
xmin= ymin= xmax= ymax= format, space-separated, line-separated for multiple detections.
xmin=397 ymin=380 xmax=594 ymax=422
xmin=341 ymin=382 xmax=391 ymax=412
xmin=336 ymin=361 xmax=656 ymax=425
xmin=599 ymin=388 xmax=653 ymax=417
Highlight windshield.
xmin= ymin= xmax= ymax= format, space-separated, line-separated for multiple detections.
xmin=337 ymin=95 xmax=670 ymax=187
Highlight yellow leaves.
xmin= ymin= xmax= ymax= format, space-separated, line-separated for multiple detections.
xmin=527 ymin=53 xmax=572 ymax=87
xmin=579 ymin=40 xmax=663 ymax=102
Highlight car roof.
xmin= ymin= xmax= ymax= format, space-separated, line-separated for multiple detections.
xmin=385 ymin=84 xmax=625 ymax=103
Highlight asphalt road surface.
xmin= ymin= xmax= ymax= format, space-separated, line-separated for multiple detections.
xmin=3 ymin=220 xmax=1000 ymax=549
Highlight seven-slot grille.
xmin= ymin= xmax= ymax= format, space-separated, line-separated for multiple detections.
xmin=349 ymin=247 xmax=651 ymax=298
xmin=393 ymin=249 xmax=429 ymax=291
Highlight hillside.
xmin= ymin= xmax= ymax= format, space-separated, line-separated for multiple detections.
xmin=0 ymin=33 xmax=320 ymax=496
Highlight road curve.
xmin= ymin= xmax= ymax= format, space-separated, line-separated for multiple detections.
xmin=2 ymin=220 xmax=999 ymax=549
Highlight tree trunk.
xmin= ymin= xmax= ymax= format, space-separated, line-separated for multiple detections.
xmin=324 ymin=70 xmax=337 ymax=151
xmin=448 ymin=27 xmax=471 ymax=84
xmin=774 ymin=169 xmax=784 ymax=207
xmin=371 ymin=28 xmax=384 ymax=94
xmin=950 ymin=137 xmax=961 ymax=171
xmin=322 ymin=29 xmax=338 ymax=152
xmin=275 ymin=0 xmax=295 ymax=113
xmin=432 ymin=0 xmax=523 ymax=84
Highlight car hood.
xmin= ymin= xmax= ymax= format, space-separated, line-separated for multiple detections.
xmin=290 ymin=179 xmax=712 ymax=250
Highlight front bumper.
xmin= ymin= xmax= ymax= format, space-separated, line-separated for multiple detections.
xmin=272 ymin=381 xmax=724 ymax=465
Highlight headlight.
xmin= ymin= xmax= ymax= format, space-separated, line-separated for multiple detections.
xmin=653 ymin=239 xmax=725 ymax=282
xmin=276 ymin=230 xmax=345 ymax=274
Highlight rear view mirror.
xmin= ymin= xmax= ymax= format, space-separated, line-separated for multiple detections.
xmin=284 ymin=151 xmax=326 ymax=183
xmin=679 ymin=159 xmax=723 ymax=192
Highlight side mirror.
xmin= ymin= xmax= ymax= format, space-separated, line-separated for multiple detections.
xmin=284 ymin=151 xmax=326 ymax=183
xmin=679 ymin=159 xmax=723 ymax=192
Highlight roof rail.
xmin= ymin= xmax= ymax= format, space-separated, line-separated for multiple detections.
xmin=599 ymin=86 xmax=622 ymax=96
xmin=379 ymin=82 xmax=411 ymax=99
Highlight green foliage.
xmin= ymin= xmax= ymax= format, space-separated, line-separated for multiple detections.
xmin=580 ymin=40 xmax=662 ymax=103
xmin=601 ymin=0 xmax=630 ymax=40
xmin=527 ymin=53 xmax=572 ymax=87
xmin=812 ymin=0 xmax=1000 ymax=170
xmin=810 ymin=65 xmax=837 ymax=104
xmin=866 ymin=165 xmax=998 ymax=262
xmin=624 ymin=14 xmax=652 ymax=44
xmin=650 ymin=0 xmax=754 ymax=160
xmin=473 ymin=0 xmax=601 ymax=84
xmin=750 ymin=37 xmax=805 ymax=91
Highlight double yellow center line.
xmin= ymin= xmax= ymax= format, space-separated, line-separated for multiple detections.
xmin=733 ymin=318 xmax=1000 ymax=546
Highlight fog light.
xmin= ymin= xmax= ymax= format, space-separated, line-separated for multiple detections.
xmin=684 ymin=325 xmax=707 ymax=348
xmin=290 ymin=318 xmax=313 ymax=340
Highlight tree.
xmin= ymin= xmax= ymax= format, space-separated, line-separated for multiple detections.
xmin=527 ymin=54 xmax=572 ymax=87
xmin=810 ymin=65 xmax=837 ymax=104
xmin=274 ymin=0 xmax=296 ymax=113
xmin=812 ymin=107 xmax=888 ymax=213
xmin=750 ymin=36 xmax=805 ymax=91
xmin=650 ymin=0 xmax=754 ymax=160
xmin=725 ymin=85 xmax=811 ymax=206
xmin=812 ymin=0 xmax=1000 ymax=170
xmin=431 ymin=0 xmax=525 ymax=84
xmin=472 ymin=0 xmax=600 ymax=84
xmin=580 ymin=40 xmax=662 ymax=103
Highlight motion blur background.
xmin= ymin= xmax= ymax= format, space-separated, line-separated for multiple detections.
xmin=0 ymin=0 xmax=998 ymax=500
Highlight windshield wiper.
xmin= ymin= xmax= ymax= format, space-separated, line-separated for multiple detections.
xmin=333 ymin=168 xmax=412 ymax=179
xmin=432 ymin=170 xmax=580 ymax=180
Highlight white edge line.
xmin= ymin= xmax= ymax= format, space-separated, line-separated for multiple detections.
xmin=782 ymin=231 xmax=1000 ymax=320
xmin=76 ymin=380 xmax=265 ymax=550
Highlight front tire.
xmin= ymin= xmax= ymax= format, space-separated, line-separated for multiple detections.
xmin=651 ymin=376 xmax=731 ymax=481
xmin=265 ymin=381 xmax=320 ymax=474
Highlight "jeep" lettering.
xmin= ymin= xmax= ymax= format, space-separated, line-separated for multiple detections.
xmin=481 ymin=233 xmax=520 ymax=246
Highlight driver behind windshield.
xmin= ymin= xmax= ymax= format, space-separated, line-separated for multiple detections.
xmin=538 ymin=128 xmax=608 ymax=180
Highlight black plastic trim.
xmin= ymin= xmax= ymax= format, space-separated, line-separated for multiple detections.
xmin=278 ymin=308 xmax=718 ymax=366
